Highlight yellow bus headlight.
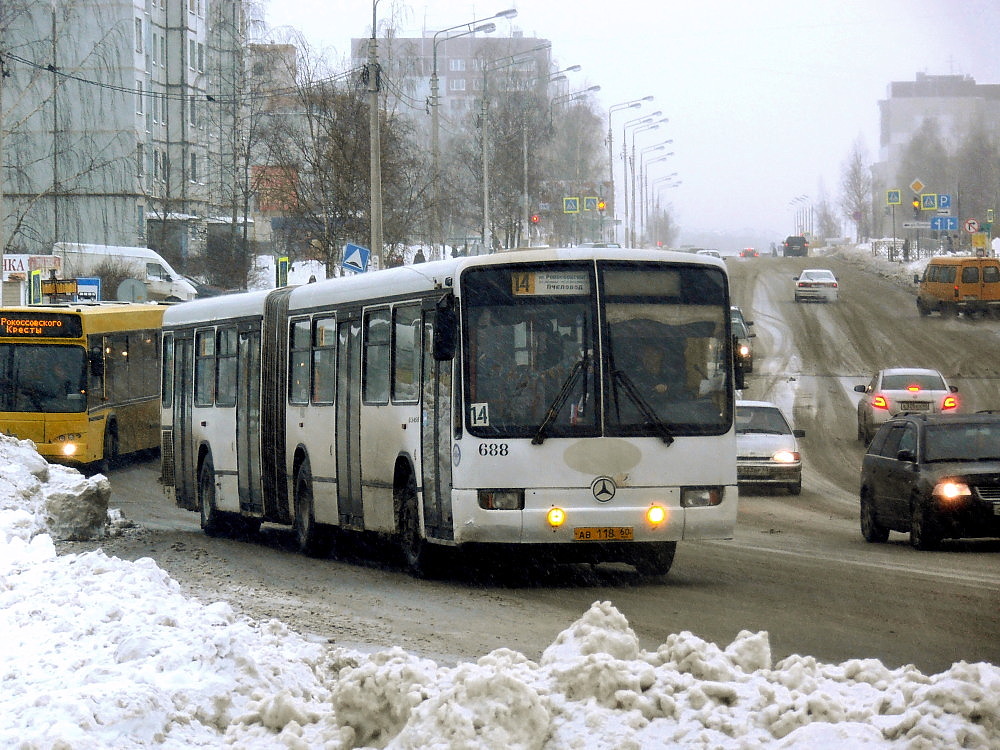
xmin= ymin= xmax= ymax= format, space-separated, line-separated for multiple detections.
xmin=546 ymin=507 xmax=566 ymax=528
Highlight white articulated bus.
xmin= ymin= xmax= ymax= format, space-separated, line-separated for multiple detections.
xmin=160 ymin=247 xmax=743 ymax=577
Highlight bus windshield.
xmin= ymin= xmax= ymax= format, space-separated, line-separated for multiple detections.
xmin=463 ymin=260 xmax=731 ymax=439
xmin=0 ymin=344 xmax=87 ymax=413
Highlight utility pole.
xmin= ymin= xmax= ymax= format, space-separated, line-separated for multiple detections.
xmin=368 ymin=1 xmax=384 ymax=269
xmin=0 ymin=51 xmax=7 ymax=281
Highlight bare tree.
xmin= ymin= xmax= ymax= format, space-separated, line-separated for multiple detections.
xmin=840 ymin=136 xmax=873 ymax=242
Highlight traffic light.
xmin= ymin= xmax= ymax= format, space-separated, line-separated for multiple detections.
xmin=597 ymin=200 xmax=606 ymax=213
xmin=912 ymin=196 xmax=920 ymax=218
xmin=530 ymin=214 xmax=540 ymax=224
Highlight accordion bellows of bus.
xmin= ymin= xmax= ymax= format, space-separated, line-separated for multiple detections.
xmin=160 ymin=247 xmax=741 ymax=577
xmin=0 ymin=302 xmax=168 ymax=473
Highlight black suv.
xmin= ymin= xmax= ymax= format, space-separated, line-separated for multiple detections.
xmin=782 ymin=235 xmax=809 ymax=257
xmin=859 ymin=412 xmax=1000 ymax=549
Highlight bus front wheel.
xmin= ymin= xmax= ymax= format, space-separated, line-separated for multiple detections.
xmin=398 ymin=474 xmax=435 ymax=578
xmin=633 ymin=541 xmax=677 ymax=577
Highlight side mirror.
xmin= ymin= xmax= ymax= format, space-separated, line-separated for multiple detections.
xmin=89 ymin=346 xmax=105 ymax=376
xmin=732 ymin=334 xmax=745 ymax=390
xmin=793 ymin=429 xmax=805 ymax=438
xmin=949 ymin=385 xmax=959 ymax=393
xmin=913 ymin=274 xmax=920 ymax=284
xmin=433 ymin=294 xmax=457 ymax=361
xmin=896 ymin=449 xmax=916 ymax=463
xmin=853 ymin=384 xmax=867 ymax=393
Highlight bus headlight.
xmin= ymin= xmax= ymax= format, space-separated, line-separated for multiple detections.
xmin=478 ymin=489 xmax=524 ymax=510
xmin=646 ymin=505 xmax=667 ymax=526
xmin=681 ymin=487 xmax=723 ymax=508
xmin=61 ymin=442 xmax=78 ymax=457
xmin=546 ymin=507 xmax=566 ymax=528
xmin=53 ymin=434 xmax=83 ymax=457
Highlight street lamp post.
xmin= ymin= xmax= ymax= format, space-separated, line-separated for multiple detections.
xmin=430 ymin=9 xmax=516 ymax=259
xmin=644 ymin=168 xmax=676 ymax=242
xmin=639 ymin=144 xmax=672 ymax=243
xmin=629 ymin=121 xmax=667 ymax=246
xmin=621 ymin=112 xmax=661 ymax=246
xmin=607 ymin=97 xmax=652 ymax=244
xmin=369 ymin=0 xmax=384 ymax=268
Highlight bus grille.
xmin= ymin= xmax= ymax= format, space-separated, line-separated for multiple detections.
xmin=160 ymin=429 xmax=174 ymax=486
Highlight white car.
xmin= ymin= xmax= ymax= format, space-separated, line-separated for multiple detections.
xmin=793 ymin=268 xmax=839 ymax=302
xmin=735 ymin=400 xmax=804 ymax=495
xmin=854 ymin=367 xmax=959 ymax=443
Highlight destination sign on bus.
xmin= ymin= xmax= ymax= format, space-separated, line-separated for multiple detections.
xmin=511 ymin=270 xmax=590 ymax=295
xmin=0 ymin=313 xmax=82 ymax=338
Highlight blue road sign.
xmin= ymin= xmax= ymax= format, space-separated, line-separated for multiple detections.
xmin=563 ymin=197 xmax=580 ymax=214
xmin=921 ymin=194 xmax=938 ymax=210
xmin=938 ymin=193 xmax=952 ymax=209
xmin=886 ymin=189 xmax=901 ymax=205
xmin=930 ymin=216 xmax=958 ymax=231
xmin=342 ymin=243 xmax=370 ymax=273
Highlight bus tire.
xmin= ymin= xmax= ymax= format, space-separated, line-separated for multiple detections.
xmin=198 ymin=455 xmax=225 ymax=537
xmin=633 ymin=541 xmax=677 ymax=577
xmin=398 ymin=473 xmax=435 ymax=578
xmin=293 ymin=460 xmax=333 ymax=558
xmin=93 ymin=423 xmax=119 ymax=476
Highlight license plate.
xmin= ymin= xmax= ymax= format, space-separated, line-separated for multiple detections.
xmin=994 ymin=504 xmax=1000 ymax=516
xmin=898 ymin=402 xmax=930 ymax=411
xmin=573 ymin=526 xmax=634 ymax=541
xmin=740 ymin=466 xmax=771 ymax=476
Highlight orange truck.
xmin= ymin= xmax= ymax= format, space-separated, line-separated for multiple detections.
xmin=915 ymin=255 xmax=1000 ymax=317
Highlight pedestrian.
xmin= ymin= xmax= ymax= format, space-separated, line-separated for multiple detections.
xmin=413 ymin=247 xmax=426 ymax=264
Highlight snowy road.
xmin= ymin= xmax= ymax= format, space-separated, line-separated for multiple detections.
xmin=60 ymin=250 xmax=1000 ymax=677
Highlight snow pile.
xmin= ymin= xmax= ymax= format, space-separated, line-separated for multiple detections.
xmin=1 ymin=398 xmax=998 ymax=747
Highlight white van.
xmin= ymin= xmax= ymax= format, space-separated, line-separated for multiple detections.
xmin=52 ymin=243 xmax=197 ymax=301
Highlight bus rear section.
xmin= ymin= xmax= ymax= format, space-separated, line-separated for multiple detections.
xmin=0 ymin=304 xmax=166 ymax=471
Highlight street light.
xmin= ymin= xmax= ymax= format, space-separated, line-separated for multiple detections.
xmin=369 ymin=0 xmax=384 ymax=268
xmin=622 ymin=112 xmax=662 ymax=245
xmin=629 ymin=121 xmax=668 ymax=246
xmin=607 ymin=97 xmax=653 ymax=243
xmin=430 ymin=8 xmax=516 ymax=258
xmin=639 ymin=147 xmax=673 ymax=243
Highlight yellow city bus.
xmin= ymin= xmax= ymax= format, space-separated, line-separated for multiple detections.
xmin=0 ymin=302 xmax=169 ymax=473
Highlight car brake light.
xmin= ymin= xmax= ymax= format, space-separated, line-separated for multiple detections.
xmin=906 ymin=384 xmax=921 ymax=392
xmin=872 ymin=394 xmax=889 ymax=410
xmin=942 ymin=394 xmax=959 ymax=411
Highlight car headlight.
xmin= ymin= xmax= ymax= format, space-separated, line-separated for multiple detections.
xmin=772 ymin=450 xmax=800 ymax=464
xmin=933 ymin=480 xmax=970 ymax=503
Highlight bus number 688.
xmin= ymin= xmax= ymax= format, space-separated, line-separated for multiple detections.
xmin=478 ymin=443 xmax=509 ymax=457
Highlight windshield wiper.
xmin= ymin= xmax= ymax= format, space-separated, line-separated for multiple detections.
xmin=611 ymin=369 xmax=675 ymax=445
xmin=532 ymin=355 xmax=589 ymax=445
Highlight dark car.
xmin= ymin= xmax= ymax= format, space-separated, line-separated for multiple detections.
xmin=782 ymin=235 xmax=809 ymax=257
xmin=859 ymin=412 xmax=1000 ymax=549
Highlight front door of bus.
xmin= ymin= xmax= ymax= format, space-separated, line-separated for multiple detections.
xmin=420 ymin=311 xmax=455 ymax=541
xmin=335 ymin=317 xmax=363 ymax=527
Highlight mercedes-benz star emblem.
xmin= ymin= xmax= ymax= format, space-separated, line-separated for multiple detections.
xmin=591 ymin=476 xmax=617 ymax=503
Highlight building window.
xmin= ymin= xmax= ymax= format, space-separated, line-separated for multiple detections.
xmin=189 ymin=95 xmax=197 ymax=126
xmin=197 ymin=43 xmax=204 ymax=72
xmin=153 ymin=149 xmax=160 ymax=180
xmin=136 ymin=80 xmax=144 ymax=113
xmin=135 ymin=18 xmax=143 ymax=54
xmin=160 ymin=37 xmax=166 ymax=68
xmin=449 ymin=59 xmax=466 ymax=72
xmin=136 ymin=143 xmax=145 ymax=177
xmin=189 ymin=39 xmax=196 ymax=70
xmin=448 ymin=79 xmax=466 ymax=92
xmin=189 ymin=153 xmax=198 ymax=182
xmin=151 ymin=33 xmax=158 ymax=66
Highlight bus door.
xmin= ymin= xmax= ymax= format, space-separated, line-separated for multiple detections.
xmin=171 ymin=334 xmax=197 ymax=509
xmin=237 ymin=323 xmax=263 ymax=514
xmin=420 ymin=308 xmax=455 ymax=541
xmin=336 ymin=315 xmax=364 ymax=527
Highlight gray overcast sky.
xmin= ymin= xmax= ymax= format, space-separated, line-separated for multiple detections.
xmin=263 ymin=0 xmax=1000 ymax=246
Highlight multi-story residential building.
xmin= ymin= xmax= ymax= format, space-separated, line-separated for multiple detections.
xmin=873 ymin=72 xmax=1000 ymax=194
xmin=1 ymin=0 xmax=249 ymax=281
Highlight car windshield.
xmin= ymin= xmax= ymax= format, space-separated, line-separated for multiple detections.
xmin=735 ymin=405 xmax=791 ymax=434
xmin=0 ymin=344 xmax=88 ymax=413
xmin=924 ymin=422 xmax=1000 ymax=462
xmin=882 ymin=373 xmax=946 ymax=391
xmin=802 ymin=271 xmax=835 ymax=282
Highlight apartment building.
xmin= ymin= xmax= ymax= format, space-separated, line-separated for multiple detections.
xmin=1 ymin=0 xmax=248 ymax=270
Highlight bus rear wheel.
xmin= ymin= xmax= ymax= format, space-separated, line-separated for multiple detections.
xmin=198 ymin=456 xmax=225 ymax=537
xmin=293 ymin=461 xmax=333 ymax=558
xmin=633 ymin=541 xmax=677 ymax=577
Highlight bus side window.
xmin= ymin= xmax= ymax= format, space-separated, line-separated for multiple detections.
xmin=162 ymin=333 xmax=174 ymax=408
xmin=289 ymin=318 xmax=311 ymax=405
xmin=194 ymin=329 xmax=216 ymax=406
xmin=216 ymin=327 xmax=237 ymax=407
xmin=363 ymin=308 xmax=391 ymax=404
xmin=392 ymin=303 xmax=421 ymax=403
xmin=312 ymin=316 xmax=336 ymax=404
